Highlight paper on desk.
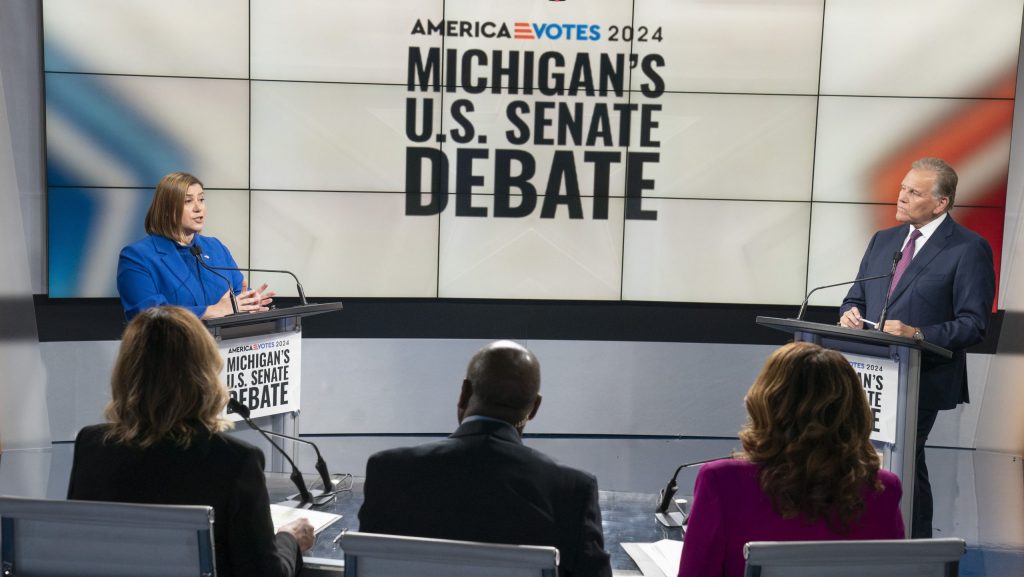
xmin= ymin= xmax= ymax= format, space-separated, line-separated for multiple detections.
xmin=270 ymin=504 xmax=342 ymax=535
xmin=621 ymin=539 xmax=683 ymax=577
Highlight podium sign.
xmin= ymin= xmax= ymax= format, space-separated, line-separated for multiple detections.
xmin=204 ymin=301 xmax=341 ymax=472
xmin=205 ymin=302 xmax=342 ymax=422
xmin=219 ymin=330 xmax=302 ymax=421
xmin=844 ymin=352 xmax=899 ymax=444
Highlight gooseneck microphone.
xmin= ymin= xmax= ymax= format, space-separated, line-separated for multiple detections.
xmin=228 ymin=398 xmax=312 ymax=508
xmin=190 ymin=244 xmax=238 ymax=314
xmin=876 ymin=251 xmax=903 ymax=330
xmin=655 ymin=456 xmax=730 ymax=527
xmin=191 ymin=241 xmax=309 ymax=305
xmin=795 ymin=272 xmax=894 ymax=321
xmin=243 ymin=425 xmax=336 ymax=505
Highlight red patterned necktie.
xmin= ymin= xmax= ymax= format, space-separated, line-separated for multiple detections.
xmin=889 ymin=228 xmax=922 ymax=297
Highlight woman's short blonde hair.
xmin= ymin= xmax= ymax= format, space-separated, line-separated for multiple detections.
xmin=104 ymin=306 xmax=230 ymax=448
xmin=739 ymin=341 xmax=882 ymax=532
xmin=144 ymin=171 xmax=202 ymax=242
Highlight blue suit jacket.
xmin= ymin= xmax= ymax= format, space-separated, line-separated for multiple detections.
xmin=117 ymin=234 xmax=243 ymax=320
xmin=840 ymin=216 xmax=995 ymax=410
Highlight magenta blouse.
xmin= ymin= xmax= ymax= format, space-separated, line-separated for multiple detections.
xmin=677 ymin=458 xmax=905 ymax=577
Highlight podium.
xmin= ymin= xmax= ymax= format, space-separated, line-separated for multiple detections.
xmin=204 ymin=301 xmax=343 ymax=339
xmin=205 ymin=302 xmax=343 ymax=472
xmin=756 ymin=316 xmax=951 ymax=533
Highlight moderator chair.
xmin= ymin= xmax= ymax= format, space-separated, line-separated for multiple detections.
xmin=338 ymin=531 xmax=559 ymax=577
xmin=0 ymin=495 xmax=216 ymax=577
xmin=743 ymin=538 xmax=966 ymax=577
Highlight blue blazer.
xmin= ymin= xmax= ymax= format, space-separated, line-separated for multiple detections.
xmin=840 ymin=216 xmax=995 ymax=410
xmin=117 ymin=234 xmax=244 ymax=320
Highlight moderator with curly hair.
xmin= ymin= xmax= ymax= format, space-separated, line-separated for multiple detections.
xmin=739 ymin=341 xmax=883 ymax=533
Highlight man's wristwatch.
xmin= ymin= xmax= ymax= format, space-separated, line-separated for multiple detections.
xmin=912 ymin=328 xmax=925 ymax=342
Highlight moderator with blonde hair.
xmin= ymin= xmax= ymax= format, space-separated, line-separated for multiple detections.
xmin=104 ymin=305 xmax=231 ymax=449
xmin=67 ymin=305 xmax=315 ymax=577
xmin=678 ymin=342 xmax=904 ymax=577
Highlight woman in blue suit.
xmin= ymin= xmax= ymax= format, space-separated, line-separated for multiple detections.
xmin=117 ymin=172 xmax=273 ymax=320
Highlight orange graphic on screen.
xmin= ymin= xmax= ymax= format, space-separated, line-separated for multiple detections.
xmin=869 ymin=72 xmax=1015 ymax=309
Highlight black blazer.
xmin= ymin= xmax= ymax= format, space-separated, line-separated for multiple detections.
xmin=67 ymin=424 xmax=302 ymax=577
xmin=358 ymin=419 xmax=612 ymax=577
xmin=841 ymin=216 xmax=995 ymax=410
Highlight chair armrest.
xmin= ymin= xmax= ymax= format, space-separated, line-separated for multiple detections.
xmin=302 ymin=556 xmax=345 ymax=575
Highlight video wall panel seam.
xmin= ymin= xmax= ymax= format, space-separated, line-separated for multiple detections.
xmin=45 ymin=70 xmax=1023 ymax=103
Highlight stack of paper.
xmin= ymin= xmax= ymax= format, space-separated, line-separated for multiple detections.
xmin=270 ymin=503 xmax=342 ymax=534
xmin=621 ymin=539 xmax=683 ymax=577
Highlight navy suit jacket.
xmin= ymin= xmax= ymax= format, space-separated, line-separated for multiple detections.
xmin=358 ymin=419 xmax=612 ymax=577
xmin=840 ymin=216 xmax=995 ymax=410
xmin=117 ymin=234 xmax=243 ymax=320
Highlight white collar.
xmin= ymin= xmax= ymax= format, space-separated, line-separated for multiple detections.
xmin=910 ymin=212 xmax=947 ymax=242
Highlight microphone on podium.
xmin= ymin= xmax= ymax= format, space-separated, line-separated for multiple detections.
xmin=192 ymin=240 xmax=309 ymax=305
xmin=794 ymin=270 xmax=894 ymax=321
xmin=228 ymin=398 xmax=314 ymax=508
xmin=655 ymin=456 xmax=730 ymax=527
xmin=190 ymin=245 xmax=238 ymax=314
xmin=876 ymin=251 xmax=904 ymax=331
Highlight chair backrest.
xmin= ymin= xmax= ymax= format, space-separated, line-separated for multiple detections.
xmin=0 ymin=495 xmax=216 ymax=577
xmin=339 ymin=531 xmax=559 ymax=577
xmin=743 ymin=538 xmax=966 ymax=577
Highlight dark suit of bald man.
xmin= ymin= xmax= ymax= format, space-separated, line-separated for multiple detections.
xmin=358 ymin=417 xmax=612 ymax=577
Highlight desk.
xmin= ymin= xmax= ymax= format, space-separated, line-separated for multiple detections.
xmin=2 ymin=446 xmax=1016 ymax=576
xmin=268 ymin=477 xmax=684 ymax=575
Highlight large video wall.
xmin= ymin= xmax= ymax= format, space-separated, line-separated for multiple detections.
xmin=44 ymin=0 xmax=1020 ymax=305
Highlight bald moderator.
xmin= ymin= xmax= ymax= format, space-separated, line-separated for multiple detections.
xmin=458 ymin=340 xmax=542 ymax=432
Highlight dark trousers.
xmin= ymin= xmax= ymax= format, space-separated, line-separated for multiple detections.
xmin=913 ymin=408 xmax=940 ymax=538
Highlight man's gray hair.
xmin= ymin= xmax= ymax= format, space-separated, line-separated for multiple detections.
xmin=912 ymin=157 xmax=957 ymax=210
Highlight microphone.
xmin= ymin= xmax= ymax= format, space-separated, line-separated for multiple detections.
xmin=876 ymin=251 xmax=903 ymax=331
xmin=190 ymin=244 xmax=238 ymax=314
xmin=655 ymin=456 xmax=730 ymax=527
xmin=192 ymin=241 xmax=309 ymax=305
xmin=796 ymin=272 xmax=894 ymax=321
xmin=228 ymin=399 xmax=335 ymax=504
xmin=228 ymin=397 xmax=313 ymax=508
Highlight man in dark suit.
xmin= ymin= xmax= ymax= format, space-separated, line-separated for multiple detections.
xmin=839 ymin=157 xmax=995 ymax=538
xmin=358 ymin=340 xmax=612 ymax=577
